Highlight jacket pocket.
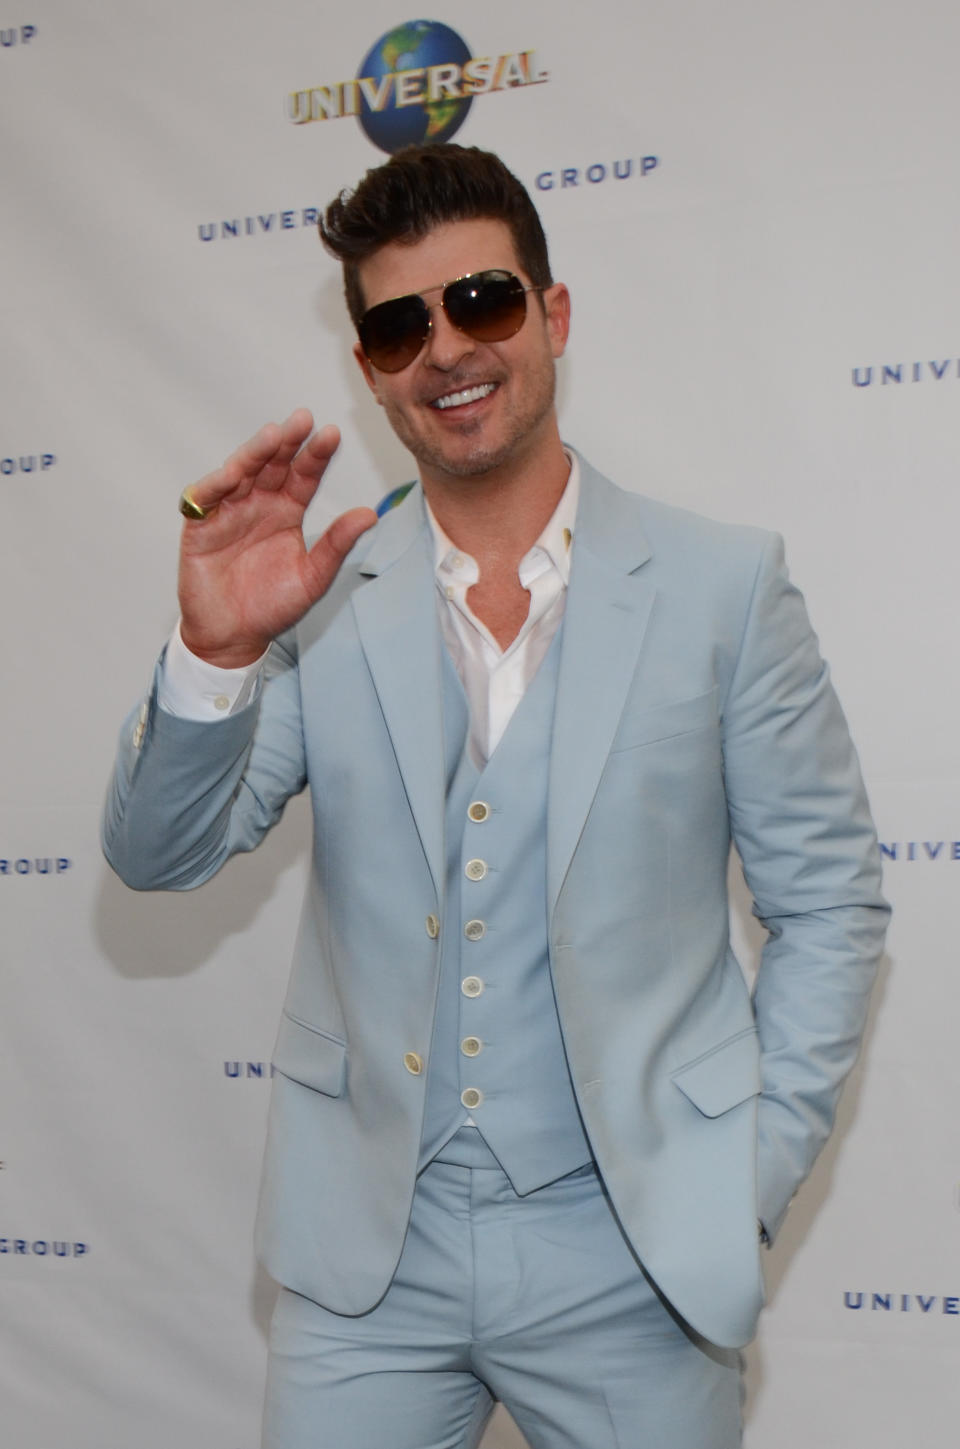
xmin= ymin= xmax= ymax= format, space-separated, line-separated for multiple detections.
xmin=272 ymin=1011 xmax=347 ymax=1097
xmin=671 ymin=1027 xmax=759 ymax=1117
xmin=609 ymin=687 xmax=718 ymax=754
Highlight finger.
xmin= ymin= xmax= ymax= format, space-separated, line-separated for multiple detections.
xmin=286 ymin=424 xmax=342 ymax=504
xmin=226 ymin=410 xmax=319 ymax=499
xmin=292 ymin=422 xmax=341 ymax=474
xmin=302 ymin=507 xmax=378 ymax=602
xmin=239 ymin=409 xmax=329 ymax=502
xmin=271 ymin=408 xmax=321 ymax=476
xmin=188 ymin=411 xmax=316 ymax=510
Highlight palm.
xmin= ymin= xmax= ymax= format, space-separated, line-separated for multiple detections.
xmin=177 ymin=411 xmax=377 ymax=668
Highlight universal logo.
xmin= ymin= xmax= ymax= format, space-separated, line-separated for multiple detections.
xmin=287 ymin=20 xmax=547 ymax=155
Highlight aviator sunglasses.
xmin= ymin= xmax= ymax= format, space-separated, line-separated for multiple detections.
xmin=357 ymin=269 xmax=542 ymax=373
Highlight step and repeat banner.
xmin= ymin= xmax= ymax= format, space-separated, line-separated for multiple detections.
xmin=2 ymin=3 xmax=958 ymax=1445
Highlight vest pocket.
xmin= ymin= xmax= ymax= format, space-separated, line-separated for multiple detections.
xmin=670 ymin=1027 xmax=760 ymax=1117
xmin=272 ymin=1011 xmax=347 ymax=1097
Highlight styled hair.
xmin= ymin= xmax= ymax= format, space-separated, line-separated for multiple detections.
xmin=320 ymin=144 xmax=553 ymax=327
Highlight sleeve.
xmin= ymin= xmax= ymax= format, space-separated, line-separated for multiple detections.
xmin=102 ymin=630 xmax=307 ymax=892
xmin=159 ymin=623 xmax=266 ymax=720
xmin=720 ymin=533 xmax=889 ymax=1241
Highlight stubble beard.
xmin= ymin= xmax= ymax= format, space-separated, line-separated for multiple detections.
xmin=384 ymin=355 xmax=557 ymax=482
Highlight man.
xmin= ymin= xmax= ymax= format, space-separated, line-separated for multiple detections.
xmin=104 ymin=144 xmax=888 ymax=1449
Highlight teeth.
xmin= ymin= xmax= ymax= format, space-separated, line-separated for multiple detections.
xmin=432 ymin=383 xmax=495 ymax=410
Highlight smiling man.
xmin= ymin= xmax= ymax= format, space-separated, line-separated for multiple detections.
xmin=352 ymin=219 xmax=566 ymax=485
xmin=104 ymin=145 xmax=888 ymax=1449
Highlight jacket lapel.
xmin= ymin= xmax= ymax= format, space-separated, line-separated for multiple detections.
xmin=348 ymin=461 xmax=656 ymax=914
xmin=350 ymin=486 xmax=446 ymax=899
xmin=547 ymin=460 xmax=657 ymax=918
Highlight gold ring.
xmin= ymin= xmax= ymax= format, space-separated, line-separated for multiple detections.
xmin=179 ymin=486 xmax=213 ymax=521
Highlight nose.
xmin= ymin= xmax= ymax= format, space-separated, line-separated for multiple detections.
xmin=422 ymin=299 xmax=476 ymax=370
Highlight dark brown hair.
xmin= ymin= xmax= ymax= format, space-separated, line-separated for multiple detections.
xmin=320 ymin=144 xmax=553 ymax=327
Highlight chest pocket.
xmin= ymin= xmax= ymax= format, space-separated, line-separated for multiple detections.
xmin=609 ymin=687 xmax=718 ymax=755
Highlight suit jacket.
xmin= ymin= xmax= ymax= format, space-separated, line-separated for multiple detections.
xmin=103 ymin=456 xmax=888 ymax=1349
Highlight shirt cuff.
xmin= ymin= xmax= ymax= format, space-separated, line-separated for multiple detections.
xmin=158 ymin=623 xmax=266 ymax=720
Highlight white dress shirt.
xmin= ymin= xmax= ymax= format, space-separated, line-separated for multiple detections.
xmin=427 ymin=455 xmax=577 ymax=765
xmin=159 ymin=454 xmax=580 ymax=747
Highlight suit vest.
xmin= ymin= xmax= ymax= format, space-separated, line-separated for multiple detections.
xmin=418 ymin=634 xmax=593 ymax=1194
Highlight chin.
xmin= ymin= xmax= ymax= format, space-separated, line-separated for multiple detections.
xmin=430 ymin=445 xmax=512 ymax=478
xmin=415 ymin=413 xmax=542 ymax=480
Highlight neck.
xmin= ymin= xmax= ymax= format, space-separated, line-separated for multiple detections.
xmin=421 ymin=430 xmax=570 ymax=574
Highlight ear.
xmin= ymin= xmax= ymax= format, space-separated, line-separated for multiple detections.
xmin=543 ymin=282 xmax=571 ymax=359
xmin=353 ymin=341 xmax=383 ymax=404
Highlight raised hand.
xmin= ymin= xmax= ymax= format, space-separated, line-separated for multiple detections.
xmin=177 ymin=410 xmax=377 ymax=668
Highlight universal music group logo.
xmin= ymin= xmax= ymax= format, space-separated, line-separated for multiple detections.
xmin=843 ymin=1291 xmax=959 ymax=1316
xmin=841 ymin=1186 xmax=960 ymax=1318
xmin=0 ymin=1238 xmax=88 ymax=1258
xmin=1 ymin=856 xmax=71 ymax=876
xmin=852 ymin=356 xmax=960 ymax=388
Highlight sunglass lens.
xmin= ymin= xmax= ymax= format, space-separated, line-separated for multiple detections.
xmin=359 ymin=294 xmax=430 ymax=373
xmin=445 ymin=270 xmax=527 ymax=343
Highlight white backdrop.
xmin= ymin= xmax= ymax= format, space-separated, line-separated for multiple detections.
xmin=2 ymin=3 xmax=958 ymax=1445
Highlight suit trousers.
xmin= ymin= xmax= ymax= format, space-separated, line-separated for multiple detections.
xmin=261 ymin=1128 xmax=742 ymax=1449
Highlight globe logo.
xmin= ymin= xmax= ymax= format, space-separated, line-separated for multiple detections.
xmin=356 ymin=20 xmax=473 ymax=155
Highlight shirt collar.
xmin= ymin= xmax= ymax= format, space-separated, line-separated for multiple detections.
xmin=426 ymin=450 xmax=580 ymax=588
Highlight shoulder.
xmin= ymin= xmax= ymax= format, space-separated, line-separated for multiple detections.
xmin=574 ymin=452 xmax=778 ymax=582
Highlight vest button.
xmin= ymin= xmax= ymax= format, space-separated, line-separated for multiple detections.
xmin=467 ymin=801 xmax=490 ymax=823
xmin=464 ymin=919 xmax=486 ymax=941
xmin=403 ymin=1052 xmax=424 ymax=1075
xmin=461 ymin=976 xmax=484 ymax=997
xmin=425 ymin=913 xmax=440 ymax=939
xmin=464 ymin=858 xmax=487 ymax=881
xmin=460 ymin=1036 xmax=482 ymax=1057
xmin=461 ymin=1087 xmax=483 ymax=1110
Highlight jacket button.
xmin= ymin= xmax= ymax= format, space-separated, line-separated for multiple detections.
xmin=133 ymin=701 xmax=148 ymax=749
xmin=461 ymin=1036 xmax=482 ymax=1057
xmin=461 ymin=1087 xmax=483 ymax=1110
xmin=464 ymin=919 xmax=486 ymax=941
xmin=425 ymin=914 xmax=440 ymax=939
xmin=461 ymin=976 xmax=484 ymax=997
xmin=403 ymin=1052 xmax=424 ymax=1075
xmin=467 ymin=801 xmax=490 ymax=822
xmin=464 ymin=859 xmax=487 ymax=881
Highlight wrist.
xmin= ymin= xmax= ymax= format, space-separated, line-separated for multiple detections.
xmin=178 ymin=626 xmax=270 ymax=671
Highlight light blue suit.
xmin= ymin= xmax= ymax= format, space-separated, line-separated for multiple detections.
xmin=103 ymin=457 xmax=887 ymax=1358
